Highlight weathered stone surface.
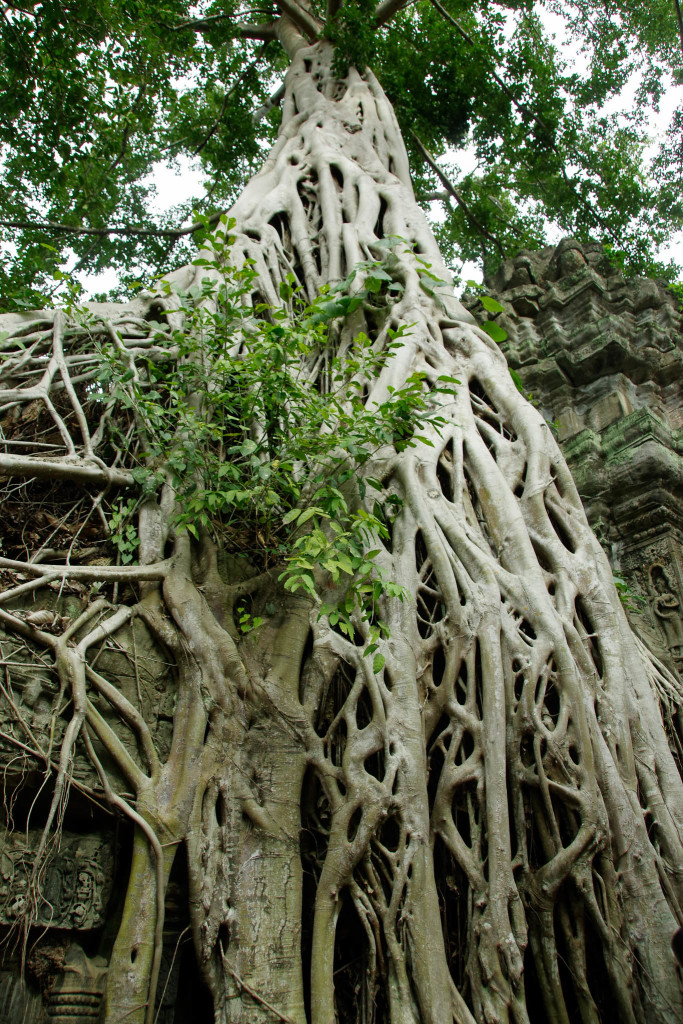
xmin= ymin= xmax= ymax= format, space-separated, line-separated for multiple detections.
xmin=0 ymin=831 xmax=114 ymax=929
xmin=0 ymin=972 xmax=45 ymax=1024
xmin=465 ymin=238 xmax=683 ymax=673
xmin=45 ymin=944 xmax=108 ymax=1024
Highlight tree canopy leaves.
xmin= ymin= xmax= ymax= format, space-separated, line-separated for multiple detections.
xmin=1 ymin=0 xmax=681 ymax=308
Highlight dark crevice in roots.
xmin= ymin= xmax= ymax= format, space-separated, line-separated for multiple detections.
xmin=544 ymin=492 xmax=577 ymax=554
xmin=269 ymin=211 xmax=291 ymax=248
xmin=469 ymin=377 xmax=516 ymax=442
xmin=437 ymin=444 xmax=455 ymax=502
xmin=434 ymin=842 xmax=470 ymax=992
xmin=333 ymin=891 xmax=387 ymax=1024
xmin=374 ymin=196 xmax=387 ymax=240
xmin=574 ymin=597 xmax=604 ymax=679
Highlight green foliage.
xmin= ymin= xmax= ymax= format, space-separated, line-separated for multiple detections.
xmin=234 ymin=597 xmax=264 ymax=635
xmin=95 ymin=223 xmax=457 ymax=634
xmin=463 ymin=280 xmax=509 ymax=345
xmin=327 ymin=0 xmax=378 ymax=77
xmin=110 ymin=498 xmax=141 ymax=564
xmin=0 ymin=2 xmax=277 ymax=308
xmin=373 ymin=3 xmax=480 ymax=152
xmin=1 ymin=1 xmax=681 ymax=305
xmin=395 ymin=2 xmax=683 ymax=280
xmin=463 ymin=282 xmax=558 ymax=424
xmin=613 ymin=575 xmax=647 ymax=612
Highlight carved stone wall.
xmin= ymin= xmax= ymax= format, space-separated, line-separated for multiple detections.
xmin=0 ymin=605 xmax=194 ymax=1021
xmin=0 ymin=832 xmax=113 ymax=930
xmin=465 ymin=238 xmax=683 ymax=674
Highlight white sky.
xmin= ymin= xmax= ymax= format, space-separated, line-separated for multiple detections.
xmin=78 ymin=8 xmax=683 ymax=295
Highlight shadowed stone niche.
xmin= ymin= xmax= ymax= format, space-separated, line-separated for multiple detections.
xmin=465 ymin=238 xmax=683 ymax=676
xmin=45 ymin=945 xmax=108 ymax=1024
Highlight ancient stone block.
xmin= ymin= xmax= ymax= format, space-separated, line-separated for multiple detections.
xmin=0 ymin=831 xmax=114 ymax=930
xmin=465 ymin=238 xmax=683 ymax=675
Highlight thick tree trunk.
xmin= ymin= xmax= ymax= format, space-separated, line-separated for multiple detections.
xmin=1 ymin=34 xmax=683 ymax=1024
xmin=158 ymin=39 xmax=682 ymax=1023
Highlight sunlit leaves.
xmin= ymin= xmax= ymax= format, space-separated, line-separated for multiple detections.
xmin=0 ymin=1 xmax=276 ymax=307
xmin=98 ymin=227 xmax=442 ymax=637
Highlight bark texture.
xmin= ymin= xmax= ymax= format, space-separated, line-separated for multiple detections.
xmin=1 ymin=39 xmax=683 ymax=1024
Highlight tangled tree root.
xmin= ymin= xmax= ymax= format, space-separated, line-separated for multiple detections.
xmin=1 ymin=36 xmax=682 ymax=1024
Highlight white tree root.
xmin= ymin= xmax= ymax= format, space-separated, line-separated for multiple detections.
xmin=0 ymin=37 xmax=682 ymax=1024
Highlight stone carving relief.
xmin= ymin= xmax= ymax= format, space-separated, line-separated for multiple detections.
xmin=649 ymin=563 xmax=683 ymax=663
xmin=0 ymin=832 xmax=113 ymax=930
xmin=465 ymin=238 xmax=683 ymax=677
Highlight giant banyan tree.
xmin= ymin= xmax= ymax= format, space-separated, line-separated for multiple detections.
xmin=1 ymin=16 xmax=683 ymax=1024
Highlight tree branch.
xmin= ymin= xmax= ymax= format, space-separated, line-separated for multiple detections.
xmin=0 ymin=555 xmax=172 ymax=583
xmin=675 ymin=0 xmax=683 ymax=61
xmin=0 ymin=452 xmax=134 ymax=488
xmin=410 ymin=131 xmax=506 ymax=258
xmin=86 ymin=664 xmax=161 ymax=781
xmin=326 ymin=0 xmax=342 ymax=21
xmin=276 ymin=0 xmax=322 ymax=40
xmin=85 ymin=698 xmax=147 ymax=792
xmin=82 ymin=726 xmax=167 ymax=1024
xmin=374 ymin=0 xmax=412 ymax=28
xmin=252 ymin=83 xmax=286 ymax=125
xmin=0 ymin=211 xmax=224 ymax=240
xmin=0 ymin=572 xmax=62 ymax=606
xmin=235 ymin=20 xmax=279 ymax=41
xmin=163 ymin=12 xmax=277 ymax=39
xmin=165 ymin=12 xmax=233 ymax=32
xmin=164 ymin=11 xmax=277 ymax=41
xmin=0 ymin=606 xmax=57 ymax=649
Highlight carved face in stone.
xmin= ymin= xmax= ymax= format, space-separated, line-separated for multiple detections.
xmin=650 ymin=566 xmax=673 ymax=596
xmin=557 ymin=245 xmax=587 ymax=275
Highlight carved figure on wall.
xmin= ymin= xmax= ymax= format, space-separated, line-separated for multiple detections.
xmin=0 ymin=833 xmax=112 ymax=929
xmin=0 ymin=666 xmax=56 ymax=756
xmin=649 ymin=563 xmax=683 ymax=661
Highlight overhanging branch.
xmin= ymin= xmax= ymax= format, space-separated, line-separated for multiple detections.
xmin=411 ymin=131 xmax=506 ymax=258
xmin=675 ymin=0 xmax=683 ymax=60
xmin=277 ymin=0 xmax=322 ymax=39
xmin=235 ymin=20 xmax=279 ymax=41
xmin=0 ymin=452 xmax=134 ymax=488
xmin=252 ymin=83 xmax=286 ymax=125
xmin=375 ymin=0 xmax=413 ymax=27
xmin=164 ymin=13 xmax=278 ymax=41
xmin=0 ymin=211 xmax=224 ymax=240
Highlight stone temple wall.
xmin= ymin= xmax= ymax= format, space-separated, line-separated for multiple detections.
xmin=465 ymin=238 xmax=683 ymax=677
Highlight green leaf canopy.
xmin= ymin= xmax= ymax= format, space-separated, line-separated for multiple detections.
xmin=1 ymin=0 xmax=681 ymax=308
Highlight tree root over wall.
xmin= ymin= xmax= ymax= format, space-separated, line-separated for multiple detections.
xmin=1 ymin=37 xmax=682 ymax=1024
